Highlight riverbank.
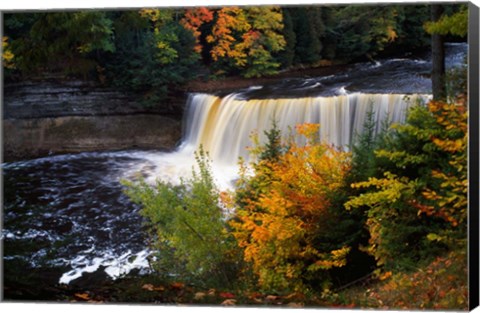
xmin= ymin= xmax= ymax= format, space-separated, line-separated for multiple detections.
xmin=183 ymin=62 xmax=351 ymax=95
xmin=4 ymin=249 xmax=467 ymax=310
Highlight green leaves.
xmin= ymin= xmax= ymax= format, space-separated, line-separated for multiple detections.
xmin=345 ymin=98 xmax=468 ymax=271
xmin=5 ymin=11 xmax=114 ymax=75
xmin=424 ymin=5 xmax=468 ymax=37
xmin=124 ymin=148 xmax=238 ymax=288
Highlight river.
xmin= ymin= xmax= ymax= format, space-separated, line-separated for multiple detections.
xmin=1 ymin=43 xmax=467 ymax=291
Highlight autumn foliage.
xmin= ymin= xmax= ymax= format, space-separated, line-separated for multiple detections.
xmin=181 ymin=8 xmax=214 ymax=53
xmin=124 ymin=96 xmax=468 ymax=308
xmin=345 ymin=98 xmax=468 ymax=272
xmin=206 ymin=6 xmax=286 ymax=77
xmin=231 ymin=123 xmax=351 ymax=292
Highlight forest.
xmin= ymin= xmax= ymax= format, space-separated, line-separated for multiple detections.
xmin=3 ymin=4 xmax=466 ymax=104
xmin=2 ymin=2 xmax=472 ymax=309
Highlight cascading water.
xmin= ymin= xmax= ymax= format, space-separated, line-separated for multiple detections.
xmin=1 ymin=43 xmax=465 ymax=288
xmin=181 ymin=92 xmax=428 ymax=165
xmin=144 ymin=92 xmax=428 ymax=190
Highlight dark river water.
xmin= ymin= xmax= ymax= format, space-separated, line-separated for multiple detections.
xmin=1 ymin=43 xmax=467 ymax=288
xmin=2 ymin=151 xmax=162 ymax=285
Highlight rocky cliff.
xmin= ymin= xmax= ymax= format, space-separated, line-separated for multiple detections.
xmin=3 ymin=79 xmax=185 ymax=162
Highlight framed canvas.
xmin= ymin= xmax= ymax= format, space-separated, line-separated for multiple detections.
xmin=1 ymin=0 xmax=479 ymax=312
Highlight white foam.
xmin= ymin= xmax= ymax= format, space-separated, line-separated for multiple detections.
xmin=58 ymin=249 xmax=152 ymax=285
xmin=59 ymin=256 xmax=104 ymax=284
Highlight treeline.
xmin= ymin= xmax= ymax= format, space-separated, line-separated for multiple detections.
xmin=2 ymin=4 xmax=465 ymax=105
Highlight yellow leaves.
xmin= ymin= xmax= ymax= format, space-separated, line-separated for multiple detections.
xmin=424 ymin=6 xmax=468 ymax=37
xmin=232 ymin=123 xmax=351 ymax=291
xmin=295 ymin=123 xmax=320 ymax=141
xmin=432 ymin=137 xmax=465 ymax=153
xmin=346 ymin=172 xmax=416 ymax=211
xmin=139 ymin=8 xmax=173 ymax=27
xmin=2 ymin=36 xmax=15 ymax=69
xmin=156 ymin=39 xmax=178 ymax=64
xmin=386 ymin=26 xmax=397 ymax=42
xmin=309 ymin=246 xmax=350 ymax=271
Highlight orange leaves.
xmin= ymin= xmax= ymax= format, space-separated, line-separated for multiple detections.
xmin=232 ymin=123 xmax=351 ymax=292
xmin=295 ymin=123 xmax=320 ymax=141
xmin=421 ymin=100 xmax=468 ymax=227
xmin=181 ymin=8 xmax=214 ymax=53
xmin=171 ymin=282 xmax=185 ymax=289
xmin=368 ymin=251 xmax=468 ymax=310
xmin=74 ymin=293 xmax=90 ymax=300
xmin=379 ymin=271 xmax=392 ymax=281
xmin=207 ymin=7 xmax=250 ymax=62
xmin=206 ymin=6 xmax=285 ymax=77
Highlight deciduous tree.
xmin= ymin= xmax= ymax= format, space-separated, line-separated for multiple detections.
xmin=232 ymin=123 xmax=351 ymax=292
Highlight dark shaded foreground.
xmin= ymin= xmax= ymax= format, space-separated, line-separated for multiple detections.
xmin=3 ymin=264 xmax=344 ymax=307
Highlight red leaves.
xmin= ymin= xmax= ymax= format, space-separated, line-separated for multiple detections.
xmin=171 ymin=282 xmax=185 ymax=289
xmin=181 ymin=8 xmax=214 ymax=53
xmin=219 ymin=292 xmax=236 ymax=299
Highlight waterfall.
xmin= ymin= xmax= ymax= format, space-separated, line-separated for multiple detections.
xmin=180 ymin=92 xmax=429 ymax=165
xmin=137 ymin=92 xmax=428 ymax=189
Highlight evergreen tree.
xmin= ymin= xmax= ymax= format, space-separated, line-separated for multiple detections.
xmin=289 ymin=7 xmax=324 ymax=65
xmin=4 ymin=11 xmax=115 ymax=77
xmin=277 ymin=8 xmax=296 ymax=68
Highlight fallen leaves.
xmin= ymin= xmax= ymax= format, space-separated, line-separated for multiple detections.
xmin=171 ymin=282 xmax=185 ymax=289
xmin=73 ymin=292 xmax=104 ymax=303
xmin=265 ymin=295 xmax=279 ymax=301
xmin=194 ymin=292 xmax=206 ymax=300
xmin=219 ymin=292 xmax=236 ymax=299
xmin=287 ymin=302 xmax=304 ymax=308
xmin=142 ymin=284 xmax=165 ymax=291
xmin=74 ymin=293 xmax=90 ymax=300
xmin=221 ymin=299 xmax=237 ymax=306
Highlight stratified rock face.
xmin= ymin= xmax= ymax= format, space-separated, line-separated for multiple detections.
xmin=3 ymin=79 xmax=184 ymax=119
xmin=3 ymin=115 xmax=181 ymax=162
xmin=3 ymin=79 xmax=184 ymax=161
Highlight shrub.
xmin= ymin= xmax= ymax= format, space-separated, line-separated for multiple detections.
xmin=123 ymin=147 xmax=240 ymax=288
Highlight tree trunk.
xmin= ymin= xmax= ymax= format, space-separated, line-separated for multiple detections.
xmin=431 ymin=5 xmax=446 ymax=100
